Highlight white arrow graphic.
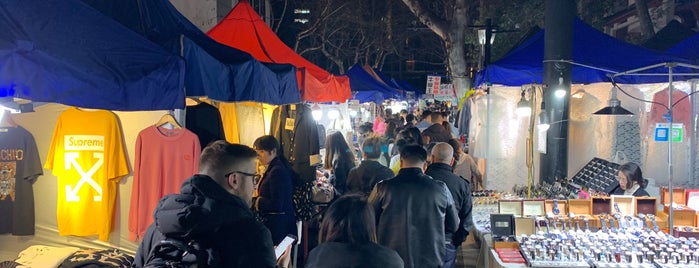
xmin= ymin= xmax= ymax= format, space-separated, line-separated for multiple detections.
xmin=64 ymin=152 xmax=104 ymax=202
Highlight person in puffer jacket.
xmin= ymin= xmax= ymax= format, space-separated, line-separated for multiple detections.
xmin=132 ymin=140 xmax=276 ymax=268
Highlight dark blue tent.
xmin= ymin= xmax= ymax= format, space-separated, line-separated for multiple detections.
xmin=347 ymin=64 xmax=402 ymax=103
xmin=82 ymin=0 xmax=301 ymax=105
xmin=666 ymin=32 xmax=699 ymax=62
xmin=372 ymin=68 xmax=423 ymax=99
xmin=475 ymin=18 xmax=693 ymax=87
xmin=0 ymin=0 xmax=185 ymax=111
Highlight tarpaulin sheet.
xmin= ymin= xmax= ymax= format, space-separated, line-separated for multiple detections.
xmin=347 ymin=64 xmax=402 ymax=103
xmin=207 ymin=0 xmax=351 ymax=103
xmin=0 ymin=0 xmax=185 ymax=111
xmin=475 ymin=18 xmax=694 ymax=87
xmin=82 ymin=0 xmax=301 ymax=105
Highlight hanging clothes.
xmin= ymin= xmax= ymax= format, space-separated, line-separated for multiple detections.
xmin=270 ymin=104 xmax=320 ymax=181
xmin=128 ymin=125 xmax=200 ymax=242
xmin=185 ymin=102 xmax=226 ymax=149
xmin=217 ymin=102 xmax=240 ymax=144
xmin=45 ymin=108 xmax=129 ymax=241
xmin=0 ymin=125 xmax=42 ymax=236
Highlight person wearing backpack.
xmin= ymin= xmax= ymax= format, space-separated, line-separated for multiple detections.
xmin=132 ymin=140 xmax=277 ymax=268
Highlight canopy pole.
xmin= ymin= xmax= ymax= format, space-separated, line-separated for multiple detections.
xmin=668 ymin=66 xmax=675 ymax=236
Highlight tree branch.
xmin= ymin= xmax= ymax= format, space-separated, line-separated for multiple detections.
xmin=400 ymin=0 xmax=449 ymax=39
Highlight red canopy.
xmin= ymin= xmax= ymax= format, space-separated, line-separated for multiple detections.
xmin=207 ymin=0 xmax=351 ymax=103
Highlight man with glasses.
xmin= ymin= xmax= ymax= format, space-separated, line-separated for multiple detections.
xmin=133 ymin=140 xmax=277 ymax=268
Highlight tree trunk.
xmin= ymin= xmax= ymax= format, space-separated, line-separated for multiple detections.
xmin=447 ymin=0 xmax=468 ymax=98
xmin=635 ymin=0 xmax=655 ymax=41
xmin=663 ymin=0 xmax=676 ymax=25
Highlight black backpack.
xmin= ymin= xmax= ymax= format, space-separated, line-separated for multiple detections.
xmin=144 ymin=238 xmax=218 ymax=268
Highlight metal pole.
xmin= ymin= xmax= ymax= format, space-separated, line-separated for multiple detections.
xmin=692 ymin=80 xmax=698 ymax=187
xmin=541 ymin=0 xmax=574 ymax=184
xmin=668 ymin=66 xmax=674 ymax=236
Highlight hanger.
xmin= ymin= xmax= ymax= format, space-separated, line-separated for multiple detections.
xmin=155 ymin=111 xmax=182 ymax=129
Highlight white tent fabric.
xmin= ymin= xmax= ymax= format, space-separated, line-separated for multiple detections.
xmin=469 ymin=82 xmax=695 ymax=192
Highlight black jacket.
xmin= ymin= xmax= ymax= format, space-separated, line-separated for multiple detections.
xmin=613 ymin=186 xmax=650 ymax=197
xmin=346 ymin=160 xmax=394 ymax=196
xmin=305 ymin=242 xmax=404 ymax=268
xmin=270 ymin=104 xmax=320 ymax=182
xmin=368 ymin=168 xmax=459 ymax=268
xmin=421 ymin=123 xmax=452 ymax=143
xmin=132 ymin=175 xmax=276 ymax=268
xmin=425 ymin=163 xmax=473 ymax=246
xmin=331 ymin=156 xmax=355 ymax=195
xmin=257 ymin=157 xmax=297 ymax=244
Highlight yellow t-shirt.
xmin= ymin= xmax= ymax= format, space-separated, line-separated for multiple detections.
xmin=44 ymin=108 xmax=129 ymax=241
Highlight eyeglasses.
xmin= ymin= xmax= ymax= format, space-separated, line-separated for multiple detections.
xmin=225 ymin=170 xmax=262 ymax=186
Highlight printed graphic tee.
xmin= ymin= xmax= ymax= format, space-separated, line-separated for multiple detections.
xmin=45 ymin=108 xmax=129 ymax=241
xmin=0 ymin=126 xmax=42 ymax=235
xmin=128 ymin=125 xmax=200 ymax=241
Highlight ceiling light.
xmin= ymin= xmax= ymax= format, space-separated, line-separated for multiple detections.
xmin=593 ymin=86 xmax=633 ymax=115
xmin=516 ymin=90 xmax=531 ymax=117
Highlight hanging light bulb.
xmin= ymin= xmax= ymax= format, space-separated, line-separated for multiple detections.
xmin=554 ymin=76 xmax=566 ymax=98
xmin=516 ymin=90 xmax=531 ymax=117
xmin=311 ymin=103 xmax=322 ymax=121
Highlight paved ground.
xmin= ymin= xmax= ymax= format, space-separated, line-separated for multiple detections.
xmin=455 ymin=233 xmax=481 ymax=268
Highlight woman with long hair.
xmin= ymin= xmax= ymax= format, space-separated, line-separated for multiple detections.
xmin=324 ymin=131 xmax=357 ymax=195
xmin=253 ymin=135 xmax=297 ymax=245
xmin=614 ymin=162 xmax=650 ymax=197
xmin=305 ymin=195 xmax=403 ymax=268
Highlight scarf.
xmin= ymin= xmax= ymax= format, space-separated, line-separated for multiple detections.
xmin=624 ymin=183 xmax=640 ymax=196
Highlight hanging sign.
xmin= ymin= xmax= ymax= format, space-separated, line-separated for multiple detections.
xmin=425 ymin=75 xmax=441 ymax=95
xmin=654 ymin=123 xmax=683 ymax=142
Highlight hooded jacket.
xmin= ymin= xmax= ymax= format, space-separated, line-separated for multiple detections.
xmin=368 ymin=168 xmax=458 ymax=268
xmin=132 ymin=175 xmax=276 ymax=268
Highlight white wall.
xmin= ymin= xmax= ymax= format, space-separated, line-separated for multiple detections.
xmin=0 ymin=104 xmax=169 ymax=260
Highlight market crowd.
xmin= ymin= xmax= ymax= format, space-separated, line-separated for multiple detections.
xmin=132 ymin=108 xmax=482 ymax=268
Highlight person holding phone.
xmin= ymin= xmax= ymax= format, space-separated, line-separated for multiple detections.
xmin=305 ymin=194 xmax=403 ymax=268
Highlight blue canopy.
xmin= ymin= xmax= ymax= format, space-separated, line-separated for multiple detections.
xmin=0 ymin=0 xmax=185 ymax=111
xmin=372 ymin=68 xmax=423 ymax=99
xmin=82 ymin=0 xmax=301 ymax=105
xmin=666 ymin=32 xmax=699 ymax=62
xmin=347 ymin=64 xmax=402 ymax=103
xmin=475 ymin=18 xmax=693 ymax=87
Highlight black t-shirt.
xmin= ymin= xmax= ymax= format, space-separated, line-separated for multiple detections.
xmin=0 ymin=126 xmax=43 ymax=235
xmin=185 ymin=102 xmax=225 ymax=150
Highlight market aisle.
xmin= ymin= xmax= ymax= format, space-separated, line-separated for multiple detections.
xmin=456 ymin=233 xmax=479 ymax=268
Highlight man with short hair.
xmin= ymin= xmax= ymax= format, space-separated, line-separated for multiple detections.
xmin=415 ymin=110 xmax=433 ymax=131
xmin=422 ymin=112 xmax=452 ymax=143
xmin=347 ymin=135 xmax=395 ymax=196
xmin=369 ymin=145 xmax=458 ymax=268
xmin=133 ymin=140 xmax=277 ymax=268
xmin=425 ymin=143 xmax=473 ymax=268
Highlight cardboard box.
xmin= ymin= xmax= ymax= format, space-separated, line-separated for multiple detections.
xmin=498 ymin=200 xmax=523 ymax=217
xmin=686 ymin=190 xmax=699 ymax=211
xmin=544 ymin=199 xmax=567 ymax=216
xmin=661 ymin=186 xmax=686 ymax=206
xmin=592 ymin=196 xmax=611 ymax=215
xmin=636 ymin=197 xmax=658 ymax=215
xmin=522 ymin=199 xmax=545 ymax=217
xmin=611 ymin=195 xmax=635 ymax=216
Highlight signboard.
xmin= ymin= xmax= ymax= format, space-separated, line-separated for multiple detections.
xmin=654 ymin=123 xmax=683 ymax=142
xmin=425 ymin=75 xmax=441 ymax=95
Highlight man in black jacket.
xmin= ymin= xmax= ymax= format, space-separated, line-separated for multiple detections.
xmin=132 ymin=141 xmax=277 ymax=268
xmin=425 ymin=143 xmax=473 ymax=268
xmin=369 ymin=145 xmax=458 ymax=268
xmin=347 ymin=135 xmax=395 ymax=196
xmin=422 ymin=112 xmax=452 ymax=143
